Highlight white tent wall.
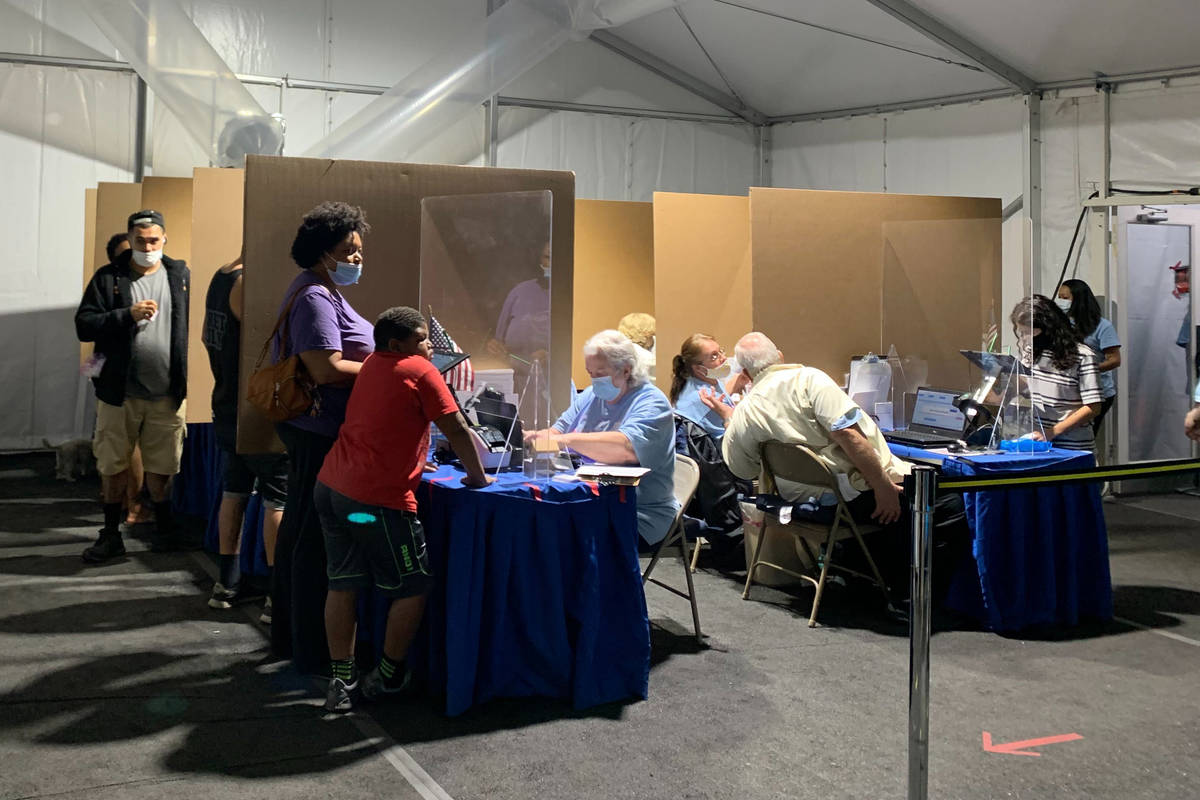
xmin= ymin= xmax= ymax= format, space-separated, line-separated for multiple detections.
xmin=0 ymin=63 xmax=136 ymax=451
xmin=0 ymin=0 xmax=758 ymax=448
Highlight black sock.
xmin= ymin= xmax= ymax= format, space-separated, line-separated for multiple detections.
xmin=331 ymin=658 xmax=358 ymax=683
xmin=153 ymin=500 xmax=175 ymax=538
xmin=378 ymin=654 xmax=408 ymax=688
xmin=218 ymin=554 xmax=241 ymax=591
xmin=102 ymin=503 xmax=123 ymax=535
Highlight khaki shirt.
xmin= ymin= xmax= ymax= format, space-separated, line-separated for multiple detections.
xmin=721 ymin=364 xmax=910 ymax=499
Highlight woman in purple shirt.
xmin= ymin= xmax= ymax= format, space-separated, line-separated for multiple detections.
xmin=271 ymin=201 xmax=374 ymax=674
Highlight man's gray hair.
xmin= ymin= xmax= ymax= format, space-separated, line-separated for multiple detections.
xmin=583 ymin=329 xmax=649 ymax=387
xmin=734 ymin=331 xmax=782 ymax=378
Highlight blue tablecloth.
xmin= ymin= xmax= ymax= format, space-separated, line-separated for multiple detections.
xmin=888 ymin=445 xmax=1113 ymax=632
xmin=394 ymin=466 xmax=650 ymax=716
xmin=172 ymin=422 xmax=269 ymax=577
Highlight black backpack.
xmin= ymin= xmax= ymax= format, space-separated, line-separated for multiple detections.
xmin=673 ymin=414 xmax=744 ymax=533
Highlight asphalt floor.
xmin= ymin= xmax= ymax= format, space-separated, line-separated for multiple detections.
xmin=1 ymin=452 xmax=1197 ymax=800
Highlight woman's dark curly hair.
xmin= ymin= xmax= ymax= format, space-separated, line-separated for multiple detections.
xmin=1011 ymin=294 xmax=1083 ymax=371
xmin=1060 ymin=279 xmax=1103 ymax=336
xmin=290 ymin=201 xmax=371 ymax=270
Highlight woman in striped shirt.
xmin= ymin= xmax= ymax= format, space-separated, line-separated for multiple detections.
xmin=1010 ymin=295 xmax=1104 ymax=451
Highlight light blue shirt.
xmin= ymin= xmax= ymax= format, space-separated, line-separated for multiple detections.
xmin=1082 ymin=317 xmax=1120 ymax=400
xmin=554 ymin=382 xmax=679 ymax=545
xmin=674 ymin=376 xmax=732 ymax=441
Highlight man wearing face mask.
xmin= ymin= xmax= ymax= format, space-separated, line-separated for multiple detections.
xmin=525 ymin=330 xmax=678 ymax=548
xmin=76 ymin=209 xmax=190 ymax=562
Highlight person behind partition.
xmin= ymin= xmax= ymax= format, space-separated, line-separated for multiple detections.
xmin=315 ymin=306 xmax=493 ymax=713
xmin=1057 ymin=279 xmax=1121 ymax=432
xmin=488 ymin=241 xmax=551 ymax=369
xmin=618 ymin=312 xmax=656 ymax=380
xmin=525 ymin=330 xmax=678 ymax=548
xmin=1011 ymin=295 xmax=1103 ymax=451
xmin=669 ymin=334 xmax=736 ymax=441
xmin=75 ymin=210 xmax=189 ymax=563
xmin=202 ymin=247 xmax=288 ymax=622
xmin=271 ymin=201 xmax=374 ymax=674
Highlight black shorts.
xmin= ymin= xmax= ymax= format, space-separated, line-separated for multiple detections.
xmin=215 ymin=418 xmax=288 ymax=508
xmin=314 ymin=481 xmax=434 ymax=599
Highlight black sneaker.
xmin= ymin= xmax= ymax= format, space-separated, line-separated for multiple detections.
xmin=82 ymin=530 xmax=125 ymax=563
xmin=207 ymin=582 xmax=265 ymax=610
xmin=323 ymin=676 xmax=359 ymax=713
xmin=360 ymin=665 xmax=413 ymax=702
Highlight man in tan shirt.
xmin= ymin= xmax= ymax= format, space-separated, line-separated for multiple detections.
xmin=701 ymin=332 xmax=910 ymax=526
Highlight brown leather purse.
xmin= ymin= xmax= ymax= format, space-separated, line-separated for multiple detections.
xmin=246 ymin=288 xmax=321 ymax=423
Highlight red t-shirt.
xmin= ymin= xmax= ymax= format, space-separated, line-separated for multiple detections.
xmin=318 ymin=352 xmax=459 ymax=512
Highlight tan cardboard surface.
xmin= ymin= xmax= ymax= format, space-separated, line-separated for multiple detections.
xmin=749 ymin=188 xmax=1000 ymax=382
xmin=81 ymin=189 xmax=97 ymax=365
xmin=882 ymin=218 xmax=1002 ymax=391
xmin=188 ymin=168 xmax=246 ymax=425
xmin=92 ymin=181 xmax=142 ymax=273
xmin=652 ymin=192 xmax=752 ymax=397
xmin=238 ymin=155 xmax=575 ymax=454
xmin=573 ymin=199 xmax=654 ymax=386
xmin=140 ymin=176 xmax=200 ymax=420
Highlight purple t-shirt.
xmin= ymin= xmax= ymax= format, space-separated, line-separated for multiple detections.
xmin=273 ymin=271 xmax=374 ymax=439
xmin=495 ymin=278 xmax=550 ymax=358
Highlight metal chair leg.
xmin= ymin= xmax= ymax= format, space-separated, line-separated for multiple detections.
xmin=742 ymin=520 xmax=770 ymax=599
xmin=807 ymin=521 xmax=841 ymax=627
xmin=680 ymin=536 xmax=702 ymax=642
xmin=689 ymin=535 xmax=705 ymax=573
xmin=846 ymin=515 xmax=893 ymax=605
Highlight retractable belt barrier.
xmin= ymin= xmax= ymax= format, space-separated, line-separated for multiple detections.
xmin=905 ymin=456 xmax=1200 ymax=800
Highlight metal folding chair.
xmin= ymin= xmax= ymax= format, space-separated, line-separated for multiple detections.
xmin=744 ymin=441 xmax=892 ymax=627
xmin=642 ymin=454 xmax=703 ymax=643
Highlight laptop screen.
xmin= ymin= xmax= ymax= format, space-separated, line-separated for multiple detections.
xmin=910 ymin=388 xmax=965 ymax=433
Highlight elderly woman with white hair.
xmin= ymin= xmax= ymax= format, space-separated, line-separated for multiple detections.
xmin=526 ymin=329 xmax=678 ymax=547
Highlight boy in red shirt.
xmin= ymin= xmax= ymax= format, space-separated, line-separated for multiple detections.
xmin=315 ymin=306 xmax=492 ymax=712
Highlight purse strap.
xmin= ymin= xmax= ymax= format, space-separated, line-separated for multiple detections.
xmin=253 ymin=283 xmax=331 ymax=369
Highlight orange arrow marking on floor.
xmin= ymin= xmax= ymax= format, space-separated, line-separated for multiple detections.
xmin=982 ymin=731 xmax=1083 ymax=757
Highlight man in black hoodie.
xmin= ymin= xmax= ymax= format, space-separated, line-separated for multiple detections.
xmin=76 ymin=209 xmax=190 ymax=562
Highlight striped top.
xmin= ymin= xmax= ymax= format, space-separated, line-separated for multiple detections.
xmin=1022 ymin=343 xmax=1103 ymax=450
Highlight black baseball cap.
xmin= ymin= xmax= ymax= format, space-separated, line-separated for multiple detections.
xmin=127 ymin=209 xmax=165 ymax=230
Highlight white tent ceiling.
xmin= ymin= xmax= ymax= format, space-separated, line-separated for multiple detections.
xmin=603 ymin=0 xmax=1200 ymax=119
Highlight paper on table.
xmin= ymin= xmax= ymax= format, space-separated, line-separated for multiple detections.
xmin=574 ymin=464 xmax=650 ymax=485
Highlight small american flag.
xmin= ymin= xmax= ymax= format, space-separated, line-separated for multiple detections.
xmin=428 ymin=314 xmax=474 ymax=392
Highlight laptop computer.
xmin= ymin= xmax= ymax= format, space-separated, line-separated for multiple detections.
xmin=883 ymin=387 xmax=966 ymax=448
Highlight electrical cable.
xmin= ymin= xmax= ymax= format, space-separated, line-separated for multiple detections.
xmin=1054 ymin=191 xmax=1099 ymax=295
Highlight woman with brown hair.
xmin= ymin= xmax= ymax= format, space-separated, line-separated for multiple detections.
xmin=670 ymin=333 xmax=736 ymax=440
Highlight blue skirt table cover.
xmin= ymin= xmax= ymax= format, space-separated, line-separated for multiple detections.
xmin=172 ymin=422 xmax=270 ymax=577
xmin=888 ymin=445 xmax=1114 ymax=632
xmin=359 ymin=466 xmax=650 ymax=717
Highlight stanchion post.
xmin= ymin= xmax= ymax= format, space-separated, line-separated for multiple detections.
xmin=908 ymin=465 xmax=936 ymax=800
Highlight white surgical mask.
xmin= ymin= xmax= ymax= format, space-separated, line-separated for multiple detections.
xmin=704 ymin=361 xmax=733 ymax=381
xmin=1055 ymin=298 xmax=1072 ymax=313
xmin=131 ymin=249 xmax=163 ymax=268
xmin=541 ymin=266 xmax=551 ymax=279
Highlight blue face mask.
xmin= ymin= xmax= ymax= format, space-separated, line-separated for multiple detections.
xmin=329 ymin=260 xmax=362 ymax=286
xmin=591 ymin=375 xmax=622 ymax=401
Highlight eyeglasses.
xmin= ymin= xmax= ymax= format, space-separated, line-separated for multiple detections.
xmin=701 ymin=348 xmax=725 ymax=364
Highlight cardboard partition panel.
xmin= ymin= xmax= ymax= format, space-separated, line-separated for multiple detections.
xmin=92 ymin=181 xmax=142 ymax=274
xmin=882 ymin=218 xmax=1002 ymax=391
xmin=653 ymin=192 xmax=752 ymax=396
xmin=140 ymin=176 xmax=204 ymax=421
xmin=237 ymin=155 xmax=575 ymax=454
xmin=188 ymin=167 xmax=246 ymax=425
xmin=81 ymin=188 xmax=98 ymax=365
xmin=573 ymin=199 xmax=654 ymax=386
xmin=749 ymin=188 xmax=1000 ymax=383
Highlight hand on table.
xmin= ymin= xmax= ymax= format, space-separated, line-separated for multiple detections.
xmin=423 ymin=462 xmax=439 ymax=473
xmin=872 ymin=482 xmax=904 ymax=526
xmin=486 ymin=338 xmax=508 ymax=359
xmin=1027 ymin=431 xmax=1047 ymax=442
xmin=462 ymin=474 xmax=496 ymax=489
